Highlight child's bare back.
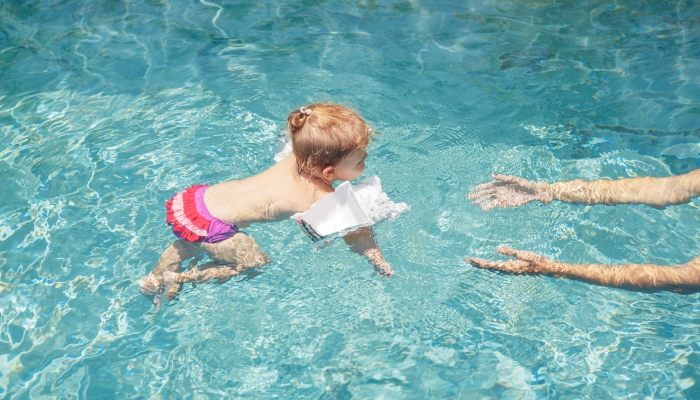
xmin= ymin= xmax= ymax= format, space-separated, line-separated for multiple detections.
xmin=204 ymin=155 xmax=331 ymax=227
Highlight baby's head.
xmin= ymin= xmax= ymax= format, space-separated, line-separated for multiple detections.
xmin=287 ymin=103 xmax=372 ymax=182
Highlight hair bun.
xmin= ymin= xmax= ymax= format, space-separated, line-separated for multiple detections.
xmin=288 ymin=106 xmax=312 ymax=133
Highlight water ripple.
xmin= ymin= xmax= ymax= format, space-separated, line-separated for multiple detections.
xmin=1 ymin=0 xmax=700 ymax=398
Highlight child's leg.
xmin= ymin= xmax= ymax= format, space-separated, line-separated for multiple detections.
xmin=161 ymin=233 xmax=270 ymax=298
xmin=138 ymin=239 xmax=201 ymax=295
xmin=198 ymin=232 xmax=271 ymax=268
xmin=162 ymin=262 xmax=239 ymax=299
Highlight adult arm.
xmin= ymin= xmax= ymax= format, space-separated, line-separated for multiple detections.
xmin=467 ymin=246 xmax=700 ymax=292
xmin=343 ymin=227 xmax=394 ymax=277
xmin=468 ymin=169 xmax=700 ymax=210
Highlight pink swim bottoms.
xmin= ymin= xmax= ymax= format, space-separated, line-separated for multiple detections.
xmin=165 ymin=185 xmax=238 ymax=243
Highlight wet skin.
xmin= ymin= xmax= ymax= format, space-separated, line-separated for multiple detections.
xmin=140 ymin=149 xmax=391 ymax=308
xmin=466 ymin=169 xmax=700 ymax=292
xmin=468 ymin=170 xmax=700 ymax=210
xmin=467 ymin=246 xmax=700 ymax=293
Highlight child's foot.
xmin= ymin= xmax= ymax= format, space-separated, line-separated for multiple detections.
xmin=138 ymin=274 xmax=163 ymax=296
xmin=138 ymin=274 xmax=164 ymax=308
xmin=162 ymin=271 xmax=183 ymax=301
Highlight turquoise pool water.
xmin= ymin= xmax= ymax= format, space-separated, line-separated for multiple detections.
xmin=2 ymin=0 xmax=700 ymax=397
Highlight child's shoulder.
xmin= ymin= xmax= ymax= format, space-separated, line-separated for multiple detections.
xmin=313 ymin=185 xmax=334 ymax=202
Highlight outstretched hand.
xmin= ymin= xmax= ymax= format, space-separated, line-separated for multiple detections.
xmin=468 ymin=174 xmax=553 ymax=210
xmin=466 ymin=246 xmax=556 ymax=275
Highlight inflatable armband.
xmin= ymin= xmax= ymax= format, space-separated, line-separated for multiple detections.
xmin=292 ymin=176 xmax=409 ymax=242
xmin=274 ymin=129 xmax=408 ymax=242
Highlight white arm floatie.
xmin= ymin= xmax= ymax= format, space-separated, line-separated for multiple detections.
xmin=274 ymin=129 xmax=293 ymax=162
xmin=292 ymin=176 xmax=409 ymax=242
xmin=274 ymin=131 xmax=408 ymax=241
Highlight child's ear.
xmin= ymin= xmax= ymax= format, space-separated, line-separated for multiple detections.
xmin=322 ymin=166 xmax=335 ymax=182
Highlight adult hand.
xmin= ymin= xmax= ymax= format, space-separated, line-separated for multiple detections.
xmin=468 ymin=174 xmax=553 ymax=210
xmin=466 ymin=246 xmax=556 ymax=275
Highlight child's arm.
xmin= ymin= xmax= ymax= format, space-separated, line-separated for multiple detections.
xmin=467 ymin=246 xmax=700 ymax=291
xmin=343 ymin=226 xmax=394 ymax=277
xmin=469 ymin=169 xmax=700 ymax=210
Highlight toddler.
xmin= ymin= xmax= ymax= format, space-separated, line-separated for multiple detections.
xmin=139 ymin=103 xmax=395 ymax=307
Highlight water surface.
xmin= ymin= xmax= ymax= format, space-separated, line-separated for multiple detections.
xmin=1 ymin=0 xmax=700 ymax=398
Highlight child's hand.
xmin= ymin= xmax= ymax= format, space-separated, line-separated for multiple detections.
xmin=343 ymin=227 xmax=394 ymax=277
xmin=374 ymin=261 xmax=394 ymax=278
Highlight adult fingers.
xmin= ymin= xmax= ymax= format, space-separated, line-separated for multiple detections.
xmin=491 ymin=174 xmax=531 ymax=186
xmin=467 ymin=182 xmax=497 ymax=195
xmin=497 ymin=246 xmax=547 ymax=263
xmin=467 ymin=257 xmax=532 ymax=273
xmin=471 ymin=193 xmax=496 ymax=206
xmin=480 ymin=201 xmax=499 ymax=211
xmin=469 ymin=180 xmax=512 ymax=194
xmin=466 ymin=257 xmax=506 ymax=269
xmin=480 ymin=197 xmax=516 ymax=211
xmin=467 ymin=188 xmax=496 ymax=200
xmin=475 ymin=197 xmax=504 ymax=211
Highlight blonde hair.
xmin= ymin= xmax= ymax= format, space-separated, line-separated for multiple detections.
xmin=287 ymin=103 xmax=372 ymax=175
